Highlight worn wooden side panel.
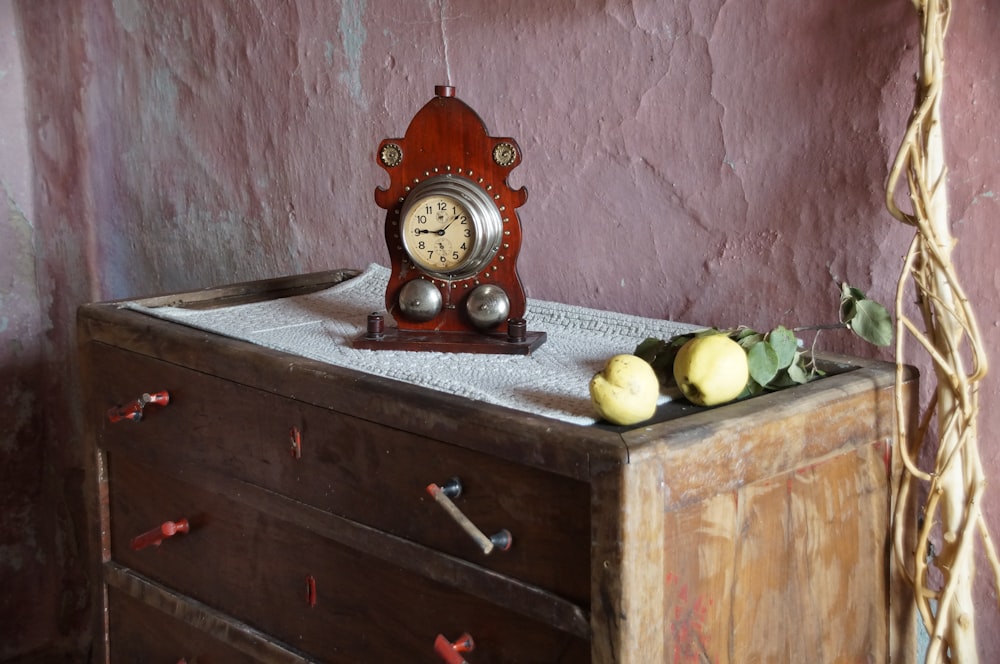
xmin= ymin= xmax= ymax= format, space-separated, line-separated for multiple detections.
xmin=77 ymin=324 xmax=111 ymax=664
xmin=592 ymin=461 xmax=667 ymax=663
xmin=660 ymin=491 xmax=734 ymax=664
xmin=660 ymin=442 xmax=889 ymax=663
xmin=590 ymin=463 xmax=626 ymax=663
xmin=733 ymin=442 xmax=888 ymax=661
xmin=623 ymin=360 xmax=906 ymax=511
xmin=623 ymin=462 xmax=668 ymax=663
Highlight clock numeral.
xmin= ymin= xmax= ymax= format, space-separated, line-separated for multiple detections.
xmin=438 ymin=201 xmax=448 ymax=211
xmin=416 ymin=215 xmax=428 ymax=224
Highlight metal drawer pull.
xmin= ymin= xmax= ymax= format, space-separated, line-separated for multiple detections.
xmin=107 ymin=390 xmax=170 ymax=423
xmin=426 ymin=479 xmax=512 ymax=555
xmin=129 ymin=518 xmax=189 ymax=551
xmin=433 ymin=632 xmax=474 ymax=664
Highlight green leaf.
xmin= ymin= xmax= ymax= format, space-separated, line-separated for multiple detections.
xmin=634 ymin=337 xmax=663 ymax=358
xmin=633 ymin=333 xmax=697 ymax=385
xmin=786 ymin=361 xmax=811 ymax=385
xmin=841 ymin=283 xmax=867 ymax=301
xmin=747 ymin=341 xmax=779 ymax=386
xmin=848 ymin=299 xmax=894 ymax=346
xmin=767 ymin=326 xmax=799 ymax=369
xmin=693 ymin=327 xmax=723 ymax=338
xmin=672 ymin=334 xmax=695 ymax=348
xmin=733 ymin=326 xmax=761 ymax=341
xmin=740 ymin=379 xmax=764 ymax=399
xmin=768 ymin=369 xmax=800 ymax=389
xmin=840 ymin=283 xmax=866 ymax=323
xmin=737 ymin=332 xmax=765 ymax=351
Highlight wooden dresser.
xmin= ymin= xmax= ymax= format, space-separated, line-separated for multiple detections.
xmin=78 ymin=269 xmax=912 ymax=663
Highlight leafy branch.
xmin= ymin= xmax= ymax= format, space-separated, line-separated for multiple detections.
xmin=634 ymin=284 xmax=892 ymax=398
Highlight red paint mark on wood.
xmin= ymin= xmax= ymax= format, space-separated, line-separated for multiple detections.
xmin=666 ymin=572 xmax=717 ymax=664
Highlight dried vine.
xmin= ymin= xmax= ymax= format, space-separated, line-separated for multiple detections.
xmin=886 ymin=0 xmax=1000 ymax=661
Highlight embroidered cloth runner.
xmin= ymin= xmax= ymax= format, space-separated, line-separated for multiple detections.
xmin=124 ymin=264 xmax=699 ymax=425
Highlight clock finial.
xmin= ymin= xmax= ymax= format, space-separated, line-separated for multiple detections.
xmin=435 ymin=85 xmax=455 ymax=98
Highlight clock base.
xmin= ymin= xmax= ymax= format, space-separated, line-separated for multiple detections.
xmin=353 ymin=322 xmax=547 ymax=356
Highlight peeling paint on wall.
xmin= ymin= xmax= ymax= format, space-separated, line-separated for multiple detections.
xmin=337 ymin=0 xmax=368 ymax=111
xmin=111 ymin=0 xmax=145 ymax=33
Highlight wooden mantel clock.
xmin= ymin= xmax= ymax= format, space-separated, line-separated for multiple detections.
xmin=354 ymin=85 xmax=546 ymax=354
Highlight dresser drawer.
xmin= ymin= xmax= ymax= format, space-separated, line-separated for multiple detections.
xmin=108 ymin=586 xmax=288 ymax=663
xmin=90 ymin=342 xmax=590 ymax=604
xmin=107 ymin=453 xmax=589 ymax=663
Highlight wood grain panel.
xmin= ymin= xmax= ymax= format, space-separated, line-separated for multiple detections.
xmin=660 ymin=442 xmax=889 ymax=663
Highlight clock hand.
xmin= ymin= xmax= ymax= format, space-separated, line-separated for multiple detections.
xmin=413 ymin=214 xmax=460 ymax=237
xmin=428 ymin=221 xmax=454 ymax=237
xmin=438 ymin=214 xmax=462 ymax=233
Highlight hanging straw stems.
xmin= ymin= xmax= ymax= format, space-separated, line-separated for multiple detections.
xmin=886 ymin=0 xmax=1000 ymax=661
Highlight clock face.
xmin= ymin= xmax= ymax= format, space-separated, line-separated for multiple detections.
xmin=396 ymin=175 xmax=503 ymax=280
xmin=401 ymin=194 xmax=475 ymax=274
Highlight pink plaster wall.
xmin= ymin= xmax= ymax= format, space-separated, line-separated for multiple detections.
xmin=1 ymin=0 xmax=68 ymax=658
xmin=4 ymin=0 xmax=999 ymax=658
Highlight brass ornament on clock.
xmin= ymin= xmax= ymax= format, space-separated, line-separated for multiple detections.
xmin=493 ymin=142 xmax=517 ymax=167
xmin=355 ymin=85 xmax=545 ymax=354
xmin=379 ymin=143 xmax=403 ymax=168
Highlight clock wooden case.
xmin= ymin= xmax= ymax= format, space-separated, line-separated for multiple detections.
xmin=355 ymin=85 xmax=545 ymax=354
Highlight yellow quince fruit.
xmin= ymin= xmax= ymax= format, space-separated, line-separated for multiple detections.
xmin=589 ymin=354 xmax=660 ymax=426
xmin=673 ymin=334 xmax=749 ymax=406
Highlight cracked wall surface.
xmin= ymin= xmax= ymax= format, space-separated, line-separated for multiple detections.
xmin=4 ymin=0 xmax=1000 ymax=658
xmin=1 ymin=0 xmax=58 ymax=657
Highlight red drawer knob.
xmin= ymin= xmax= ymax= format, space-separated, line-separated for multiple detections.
xmin=129 ymin=518 xmax=190 ymax=551
xmin=306 ymin=575 xmax=318 ymax=607
xmin=426 ymin=480 xmax=512 ymax=555
xmin=434 ymin=632 xmax=474 ymax=664
xmin=107 ymin=390 xmax=170 ymax=423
